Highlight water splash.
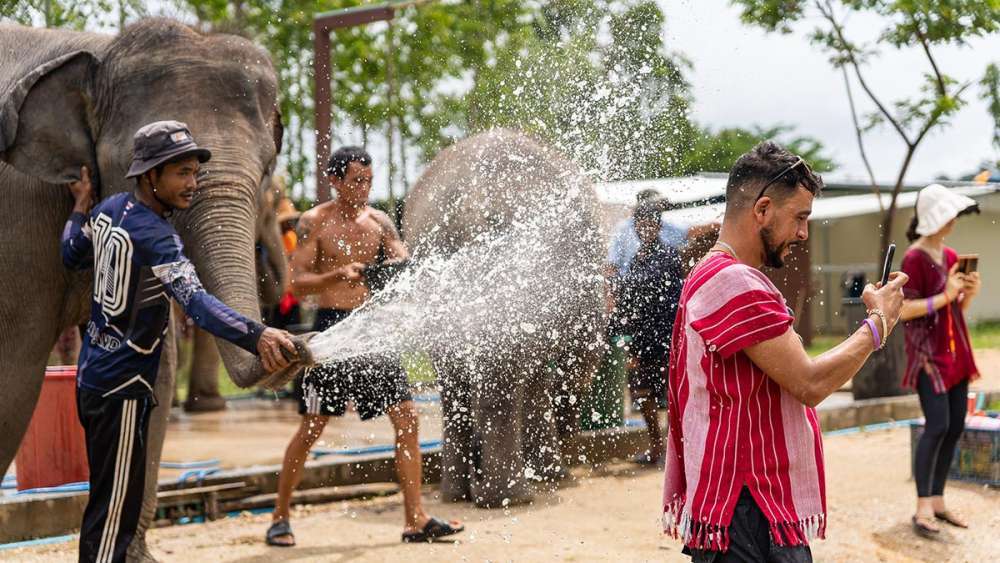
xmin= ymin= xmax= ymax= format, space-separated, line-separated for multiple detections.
xmin=307 ymin=136 xmax=605 ymax=367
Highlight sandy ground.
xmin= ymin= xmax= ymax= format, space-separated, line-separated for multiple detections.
xmin=4 ymin=349 xmax=998 ymax=561
xmin=7 ymin=424 xmax=999 ymax=563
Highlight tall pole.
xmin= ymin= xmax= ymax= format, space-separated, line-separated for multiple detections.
xmin=386 ymin=20 xmax=397 ymax=221
xmin=312 ymin=0 xmax=439 ymax=202
xmin=314 ymin=21 xmax=332 ymax=203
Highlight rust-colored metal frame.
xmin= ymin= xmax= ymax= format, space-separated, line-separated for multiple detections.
xmin=313 ymin=1 xmax=434 ymax=202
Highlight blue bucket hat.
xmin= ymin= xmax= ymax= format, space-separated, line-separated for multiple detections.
xmin=125 ymin=120 xmax=211 ymax=179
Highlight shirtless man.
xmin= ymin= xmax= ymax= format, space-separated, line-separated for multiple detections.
xmin=265 ymin=146 xmax=464 ymax=546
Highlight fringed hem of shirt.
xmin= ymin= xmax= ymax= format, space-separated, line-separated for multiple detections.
xmin=663 ymin=499 xmax=826 ymax=552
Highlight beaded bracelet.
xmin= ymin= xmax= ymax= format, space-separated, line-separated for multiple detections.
xmin=862 ymin=318 xmax=881 ymax=350
xmin=866 ymin=308 xmax=888 ymax=348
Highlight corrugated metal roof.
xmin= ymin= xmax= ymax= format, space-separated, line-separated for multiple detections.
xmin=594 ymin=174 xmax=992 ymax=206
xmin=595 ymin=176 xmax=726 ymax=206
xmin=598 ymin=177 xmax=1000 ymax=225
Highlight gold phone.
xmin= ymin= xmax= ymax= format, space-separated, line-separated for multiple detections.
xmin=957 ymin=254 xmax=979 ymax=274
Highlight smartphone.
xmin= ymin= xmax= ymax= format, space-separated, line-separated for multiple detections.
xmin=880 ymin=243 xmax=896 ymax=286
xmin=957 ymin=254 xmax=979 ymax=274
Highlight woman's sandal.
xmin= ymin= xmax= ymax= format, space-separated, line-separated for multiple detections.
xmin=266 ymin=519 xmax=296 ymax=547
xmin=401 ymin=517 xmax=465 ymax=543
xmin=912 ymin=515 xmax=940 ymax=538
xmin=934 ymin=510 xmax=969 ymax=528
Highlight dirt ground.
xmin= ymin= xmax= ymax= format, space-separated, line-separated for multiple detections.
xmin=7 ymin=424 xmax=998 ymax=563
xmin=5 ymin=349 xmax=998 ymax=561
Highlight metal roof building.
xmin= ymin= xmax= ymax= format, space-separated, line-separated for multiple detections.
xmin=596 ymin=176 xmax=1000 ymax=337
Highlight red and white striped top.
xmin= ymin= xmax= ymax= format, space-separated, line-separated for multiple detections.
xmin=662 ymin=252 xmax=826 ymax=552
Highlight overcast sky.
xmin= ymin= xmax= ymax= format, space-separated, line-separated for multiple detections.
xmin=657 ymin=0 xmax=999 ymax=184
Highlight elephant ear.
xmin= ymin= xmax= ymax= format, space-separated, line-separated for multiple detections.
xmin=0 ymin=50 xmax=99 ymax=185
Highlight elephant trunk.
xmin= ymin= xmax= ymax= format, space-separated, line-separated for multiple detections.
xmin=177 ymin=188 xmax=266 ymax=388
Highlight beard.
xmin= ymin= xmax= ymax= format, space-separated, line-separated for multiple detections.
xmin=760 ymin=226 xmax=796 ymax=268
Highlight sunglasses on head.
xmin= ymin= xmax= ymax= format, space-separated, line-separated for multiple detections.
xmin=754 ymin=156 xmax=809 ymax=202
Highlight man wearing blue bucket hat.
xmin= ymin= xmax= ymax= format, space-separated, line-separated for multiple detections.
xmin=61 ymin=120 xmax=299 ymax=563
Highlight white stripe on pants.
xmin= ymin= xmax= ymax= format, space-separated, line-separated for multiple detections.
xmin=96 ymin=399 xmax=136 ymax=563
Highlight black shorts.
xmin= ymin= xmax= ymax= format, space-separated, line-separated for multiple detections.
xmin=684 ymin=488 xmax=813 ymax=563
xmin=296 ymin=309 xmax=412 ymax=420
xmin=628 ymin=358 xmax=666 ymax=398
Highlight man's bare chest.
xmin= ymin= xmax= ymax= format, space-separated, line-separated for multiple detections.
xmin=315 ymin=219 xmax=382 ymax=262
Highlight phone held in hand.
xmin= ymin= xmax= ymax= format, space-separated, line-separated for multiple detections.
xmin=957 ymin=254 xmax=979 ymax=274
xmin=880 ymin=243 xmax=896 ymax=287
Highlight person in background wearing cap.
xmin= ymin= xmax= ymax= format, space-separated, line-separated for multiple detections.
xmin=607 ymin=188 xmax=688 ymax=277
xmin=61 ymin=120 xmax=299 ymax=562
xmin=612 ymin=197 xmax=684 ymax=466
xmin=898 ymin=184 xmax=982 ymax=536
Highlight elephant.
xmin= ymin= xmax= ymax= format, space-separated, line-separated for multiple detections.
xmin=0 ymin=18 xmax=292 ymax=558
xmin=401 ymin=129 xmax=606 ymax=508
xmin=182 ymin=176 xmax=288 ymax=412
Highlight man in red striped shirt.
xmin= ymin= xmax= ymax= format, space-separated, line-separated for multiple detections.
xmin=663 ymin=142 xmax=908 ymax=562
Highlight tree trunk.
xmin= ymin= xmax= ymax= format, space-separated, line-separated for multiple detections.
xmin=880 ymin=145 xmax=917 ymax=256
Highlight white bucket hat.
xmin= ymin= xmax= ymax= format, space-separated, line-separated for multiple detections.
xmin=914 ymin=184 xmax=979 ymax=236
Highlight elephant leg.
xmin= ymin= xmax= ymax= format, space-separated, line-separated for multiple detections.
xmin=0 ymin=286 xmax=65 ymax=476
xmin=469 ymin=375 xmax=532 ymax=509
xmin=183 ymin=327 xmax=225 ymax=413
xmin=521 ymin=363 xmax=563 ymax=489
xmin=553 ymin=323 xmax=605 ymax=459
xmin=432 ymin=354 xmax=473 ymax=503
xmin=129 ymin=316 xmax=177 ymax=563
xmin=0 ymin=324 xmax=59 ymax=481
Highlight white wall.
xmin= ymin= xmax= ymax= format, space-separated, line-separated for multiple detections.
xmin=810 ymin=194 xmax=1000 ymax=334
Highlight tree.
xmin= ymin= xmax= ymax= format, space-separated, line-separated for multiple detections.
xmin=681 ymin=125 xmax=836 ymax=175
xmin=1 ymin=0 xmax=144 ymax=30
xmin=732 ymin=0 xmax=1000 ymax=252
xmin=467 ymin=0 xmax=698 ymax=181
xmin=983 ymin=62 xmax=1000 ymax=153
xmin=179 ymin=0 xmax=531 ymax=202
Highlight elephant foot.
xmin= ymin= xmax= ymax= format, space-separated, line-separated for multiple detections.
xmin=127 ymin=533 xmax=159 ymax=563
xmin=471 ymin=486 xmax=534 ymax=509
xmin=440 ymin=488 xmax=472 ymax=504
xmin=183 ymin=394 xmax=227 ymax=413
xmin=470 ymin=472 xmax=534 ymax=509
xmin=439 ymin=473 xmax=472 ymax=503
xmin=530 ymin=461 xmax=567 ymax=488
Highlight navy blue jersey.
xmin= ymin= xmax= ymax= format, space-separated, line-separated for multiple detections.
xmin=614 ymin=240 xmax=685 ymax=362
xmin=62 ymin=192 xmax=264 ymax=397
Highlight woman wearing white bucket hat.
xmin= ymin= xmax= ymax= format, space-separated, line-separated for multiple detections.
xmin=898 ymin=183 xmax=982 ymax=536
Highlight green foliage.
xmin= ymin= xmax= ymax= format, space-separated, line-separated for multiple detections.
xmin=681 ymin=125 xmax=836 ymax=174
xmin=1 ymin=0 xmax=145 ymax=29
xmin=178 ymin=0 xmax=531 ymax=199
xmin=733 ymin=0 xmax=1000 ymax=152
xmin=970 ymin=320 xmax=1000 ymax=351
xmin=982 ymin=62 xmax=1000 ymax=151
xmin=467 ymin=0 xmax=699 ymax=181
xmin=732 ymin=0 xmax=1000 ymax=251
xmin=4 ymin=0 xmax=838 ymax=194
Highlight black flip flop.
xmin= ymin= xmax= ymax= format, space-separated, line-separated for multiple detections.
xmin=912 ymin=515 xmax=940 ymax=538
xmin=401 ymin=517 xmax=465 ymax=543
xmin=934 ymin=511 xmax=969 ymax=528
xmin=266 ymin=520 xmax=296 ymax=547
